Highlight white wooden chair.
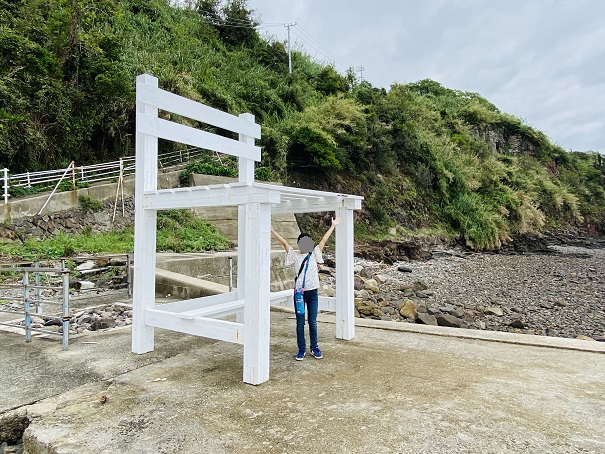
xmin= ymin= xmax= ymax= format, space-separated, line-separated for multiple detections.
xmin=132 ymin=74 xmax=362 ymax=384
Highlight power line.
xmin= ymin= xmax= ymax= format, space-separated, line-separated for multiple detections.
xmin=290 ymin=30 xmax=352 ymax=70
xmin=197 ymin=13 xmax=358 ymax=73
xmin=295 ymin=25 xmax=354 ymax=69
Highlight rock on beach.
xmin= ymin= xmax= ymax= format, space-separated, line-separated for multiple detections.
xmin=320 ymin=242 xmax=605 ymax=340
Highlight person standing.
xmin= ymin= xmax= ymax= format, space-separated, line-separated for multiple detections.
xmin=271 ymin=218 xmax=340 ymax=360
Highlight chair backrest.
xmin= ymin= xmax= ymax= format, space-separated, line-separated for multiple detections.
xmin=136 ymin=74 xmax=261 ymax=184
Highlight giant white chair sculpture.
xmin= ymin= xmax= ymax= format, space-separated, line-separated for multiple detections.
xmin=132 ymin=74 xmax=362 ymax=385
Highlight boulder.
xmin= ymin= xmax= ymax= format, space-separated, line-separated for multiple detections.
xmin=374 ymin=274 xmax=391 ymax=284
xmin=320 ymin=285 xmax=336 ymax=297
xmin=485 ymin=307 xmax=503 ymax=317
xmin=362 ymin=278 xmax=380 ymax=293
xmin=354 ymin=299 xmax=378 ymax=317
xmin=359 ymin=267 xmax=373 ymax=279
xmin=416 ymin=312 xmax=438 ymax=326
xmin=508 ymin=319 xmax=525 ymax=329
xmin=435 ymin=313 xmax=463 ymax=328
xmin=398 ymin=300 xmax=417 ymax=319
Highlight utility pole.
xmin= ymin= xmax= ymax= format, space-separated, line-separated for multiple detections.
xmin=357 ymin=65 xmax=365 ymax=82
xmin=284 ymin=22 xmax=296 ymax=74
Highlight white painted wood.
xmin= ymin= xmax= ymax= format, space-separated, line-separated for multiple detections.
xmin=177 ymin=298 xmax=245 ymax=319
xmin=255 ymin=182 xmax=364 ymax=200
xmin=143 ymin=185 xmax=279 ymax=210
xmin=238 ymin=113 xmax=256 ymax=185
xmin=132 ymin=74 xmax=158 ymax=354
xmin=156 ymin=292 xmax=237 ymax=313
xmin=335 ymin=207 xmax=355 ymax=340
xmin=145 ymin=309 xmax=244 ymax=344
xmin=268 ymin=292 xmax=334 ymax=312
xmin=242 ymin=202 xmax=272 ymax=385
xmin=319 ymin=296 xmax=336 ymax=312
xmin=138 ymin=115 xmax=261 ymax=161
xmin=271 ymin=197 xmax=344 ymax=215
xmin=136 ymin=82 xmax=261 ymax=139
xmin=270 ymin=289 xmax=293 ymax=302
xmin=344 ymin=198 xmax=363 ymax=210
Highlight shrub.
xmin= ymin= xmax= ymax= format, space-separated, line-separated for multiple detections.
xmin=179 ymin=160 xmax=237 ymax=186
xmin=288 ymin=126 xmax=342 ymax=171
xmin=78 ymin=195 xmax=104 ymax=211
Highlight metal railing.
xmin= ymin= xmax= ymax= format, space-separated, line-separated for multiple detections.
xmin=2 ymin=147 xmax=209 ymax=204
xmin=0 ymin=262 xmax=71 ymax=350
xmin=0 ymin=255 xmax=133 ymax=350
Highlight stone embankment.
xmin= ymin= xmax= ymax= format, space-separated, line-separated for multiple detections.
xmin=0 ymin=198 xmax=135 ymax=241
xmin=319 ymin=240 xmax=605 ymax=341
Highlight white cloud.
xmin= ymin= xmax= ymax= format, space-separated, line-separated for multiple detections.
xmin=247 ymin=0 xmax=605 ymax=152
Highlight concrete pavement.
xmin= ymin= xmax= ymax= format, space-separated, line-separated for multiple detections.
xmin=1 ymin=309 xmax=604 ymax=453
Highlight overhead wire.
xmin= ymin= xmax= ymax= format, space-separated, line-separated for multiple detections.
xmin=294 ymin=25 xmax=354 ymax=69
xmin=198 ymin=12 xmax=356 ymax=69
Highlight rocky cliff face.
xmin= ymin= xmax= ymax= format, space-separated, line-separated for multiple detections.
xmin=468 ymin=124 xmax=539 ymax=155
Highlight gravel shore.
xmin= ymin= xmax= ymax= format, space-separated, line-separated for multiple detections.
xmin=351 ymin=245 xmax=605 ymax=340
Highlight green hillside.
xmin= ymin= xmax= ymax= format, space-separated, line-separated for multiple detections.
xmin=1 ymin=0 xmax=604 ymax=250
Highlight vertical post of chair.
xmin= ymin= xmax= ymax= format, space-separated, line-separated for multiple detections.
xmin=236 ymin=113 xmax=256 ymax=323
xmin=242 ymin=202 xmax=271 ymax=385
xmin=335 ymin=206 xmax=355 ymax=340
xmin=132 ymin=74 xmax=159 ymax=354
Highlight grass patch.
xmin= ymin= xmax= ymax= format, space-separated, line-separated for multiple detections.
xmin=0 ymin=210 xmax=231 ymax=260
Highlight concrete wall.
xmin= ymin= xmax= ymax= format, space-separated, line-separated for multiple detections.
xmin=156 ymin=250 xmax=295 ymax=294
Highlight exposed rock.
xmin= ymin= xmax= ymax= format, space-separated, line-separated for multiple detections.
xmin=90 ymin=317 xmax=116 ymax=331
xmin=374 ymin=274 xmax=391 ymax=284
xmin=397 ymin=300 xmax=417 ymax=319
xmin=435 ymin=313 xmax=464 ymax=328
xmin=362 ymin=278 xmax=380 ymax=293
xmin=0 ymin=409 xmax=29 ymax=444
xmin=508 ymin=319 xmax=525 ymax=329
xmin=354 ymin=299 xmax=377 ymax=317
xmin=359 ymin=267 xmax=373 ymax=279
xmin=320 ymin=285 xmax=336 ymax=297
xmin=416 ymin=312 xmax=438 ymax=326
xmin=485 ymin=307 xmax=504 ymax=317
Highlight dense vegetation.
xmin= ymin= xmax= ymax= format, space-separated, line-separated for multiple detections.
xmin=1 ymin=0 xmax=604 ymax=250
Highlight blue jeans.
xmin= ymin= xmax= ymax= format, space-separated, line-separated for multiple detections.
xmin=295 ymin=288 xmax=318 ymax=352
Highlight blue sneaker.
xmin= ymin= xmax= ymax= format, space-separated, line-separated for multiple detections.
xmin=311 ymin=347 xmax=323 ymax=359
xmin=296 ymin=350 xmax=305 ymax=361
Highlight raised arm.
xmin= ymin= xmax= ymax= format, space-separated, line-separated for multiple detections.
xmin=318 ymin=217 xmax=341 ymax=252
xmin=271 ymin=226 xmax=291 ymax=252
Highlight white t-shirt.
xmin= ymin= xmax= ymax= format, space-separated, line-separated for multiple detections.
xmin=286 ymin=245 xmax=323 ymax=291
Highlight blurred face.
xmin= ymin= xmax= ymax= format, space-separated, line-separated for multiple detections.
xmin=298 ymin=236 xmax=314 ymax=253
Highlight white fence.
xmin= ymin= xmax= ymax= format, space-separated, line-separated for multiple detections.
xmin=2 ymin=147 xmax=207 ymax=204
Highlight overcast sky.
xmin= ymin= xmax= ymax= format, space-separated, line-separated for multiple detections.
xmin=247 ymin=0 xmax=605 ymax=153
